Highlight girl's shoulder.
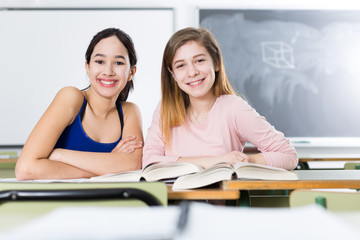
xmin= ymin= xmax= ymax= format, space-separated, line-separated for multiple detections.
xmin=216 ymin=95 xmax=255 ymax=119
xmin=56 ymin=86 xmax=84 ymax=98
xmin=121 ymin=101 xmax=139 ymax=109
xmin=52 ymin=87 xmax=84 ymax=114
xmin=55 ymin=87 xmax=84 ymax=104
xmin=217 ymin=94 xmax=248 ymax=107
xmin=121 ymin=101 xmax=141 ymax=115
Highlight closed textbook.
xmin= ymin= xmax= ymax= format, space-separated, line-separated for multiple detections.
xmin=172 ymin=162 xmax=298 ymax=190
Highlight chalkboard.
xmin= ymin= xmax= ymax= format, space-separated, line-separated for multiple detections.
xmin=200 ymin=9 xmax=360 ymax=140
xmin=0 ymin=9 xmax=173 ymax=146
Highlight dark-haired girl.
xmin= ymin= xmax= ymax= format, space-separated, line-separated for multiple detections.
xmin=16 ymin=28 xmax=143 ymax=180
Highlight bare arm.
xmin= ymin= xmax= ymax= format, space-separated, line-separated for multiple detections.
xmin=47 ymin=102 xmax=143 ymax=175
xmin=15 ymin=87 xmax=95 ymax=180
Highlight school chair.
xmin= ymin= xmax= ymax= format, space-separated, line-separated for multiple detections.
xmin=344 ymin=163 xmax=360 ymax=191
xmin=0 ymin=182 xmax=167 ymax=213
xmin=0 ymin=182 xmax=168 ymax=232
xmin=344 ymin=162 xmax=360 ymax=170
xmin=0 ymin=162 xmax=16 ymax=178
xmin=289 ymin=189 xmax=360 ymax=211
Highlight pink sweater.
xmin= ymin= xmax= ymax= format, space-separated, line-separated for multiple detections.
xmin=143 ymin=95 xmax=298 ymax=170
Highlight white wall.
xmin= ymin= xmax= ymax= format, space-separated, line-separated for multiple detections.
xmin=0 ymin=5 xmax=174 ymax=145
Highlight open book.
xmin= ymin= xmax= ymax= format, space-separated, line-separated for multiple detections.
xmin=90 ymin=161 xmax=297 ymax=189
xmin=172 ymin=162 xmax=298 ymax=190
xmin=89 ymin=162 xmax=203 ymax=182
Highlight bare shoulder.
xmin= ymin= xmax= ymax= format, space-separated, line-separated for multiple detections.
xmin=120 ymin=102 xmax=143 ymax=137
xmin=53 ymin=87 xmax=84 ymax=106
xmin=122 ymin=101 xmax=141 ymax=115
xmin=55 ymin=86 xmax=84 ymax=102
xmin=50 ymin=87 xmax=85 ymax=117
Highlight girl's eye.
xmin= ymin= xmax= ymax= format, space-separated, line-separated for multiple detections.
xmin=95 ymin=60 xmax=104 ymax=64
xmin=115 ymin=61 xmax=124 ymax=65
xmin=196 ymin=59 xmax=205 ymax=63
xmin=175 ymin=64 xmax=184 ymax=69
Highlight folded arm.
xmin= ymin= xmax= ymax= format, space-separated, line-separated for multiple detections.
xmin=15 ymin=88 xmax=143 ymax=180
xmin=47 ymin=102 xmax=143 ymax=175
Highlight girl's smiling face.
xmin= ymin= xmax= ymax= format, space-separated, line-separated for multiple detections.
xmin=86 ymin=35 xmax=134 ymax=100
xmin=171 ymin=40 xmax=218 ymax=100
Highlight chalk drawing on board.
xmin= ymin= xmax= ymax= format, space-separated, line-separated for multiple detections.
xmin=200 ymin=10 xmax=360 ymax=138
xmin=261 ymin=41 xmax=295 ymax=69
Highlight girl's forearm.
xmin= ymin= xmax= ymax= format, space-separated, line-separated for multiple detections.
xmin=15 ymin=157 xmax=96 ymax=180
xmin=49 ymin=148 xmax=142 ymax=175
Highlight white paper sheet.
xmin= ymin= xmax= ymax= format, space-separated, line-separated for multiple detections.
xmin=1 ymin=203 xmax=359 ymax=240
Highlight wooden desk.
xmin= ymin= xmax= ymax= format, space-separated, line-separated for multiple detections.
xmin=298 ymin=158 xmax=360 ymax=169
xmin=224 ymin=170 xmax=360 ymax=190
xmin=167 ymin=185 xmax=240 ymax=200
xmin=299 ymin=158 xmax=360 ymax=162
xmin=0 ymin=158 xmax=17 ymax=164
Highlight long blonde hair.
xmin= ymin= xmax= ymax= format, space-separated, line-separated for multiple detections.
xmin=161 ymin=27 xmax=235 ymax=144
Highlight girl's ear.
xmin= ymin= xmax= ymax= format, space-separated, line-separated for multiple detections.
xmin=214 ymin=63 xmax=220 ymax=72
xmin=128 ymin=66 xmax=137 ymax=82
xmin=85 ymin=62 xmax=90 ymax=75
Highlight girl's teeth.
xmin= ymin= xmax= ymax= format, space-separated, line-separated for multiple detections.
xmin=189 ymin=80 xmax=202 ymax=85
xmin=100 ymin=80 xmax=115 ymax=85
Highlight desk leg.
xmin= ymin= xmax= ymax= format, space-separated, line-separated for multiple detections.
xmin=296 ymin=162 xmax=309 ymax=170
xmin=238 ymin=190 xmax=250 ymax=207
xmin=225 ymin=199 xmax=238 ymax=206
xmin=226 ymin=190 xmax=250 ymax=206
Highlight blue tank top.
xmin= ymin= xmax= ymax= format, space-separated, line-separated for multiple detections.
xmin=54 ymin=97 xmax=124 ymax=152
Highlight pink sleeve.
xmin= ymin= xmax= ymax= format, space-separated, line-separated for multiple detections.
xmin=232 ymin=98 xmax=298 ymax=170
xmin=142 ymin=104 xmax=179 ymax=168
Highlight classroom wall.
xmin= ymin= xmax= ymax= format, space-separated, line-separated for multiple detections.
xmin=0 ymin=7 xmax=173 ymax=146
xmin=1 ymin=0 xmax=360 ymax=158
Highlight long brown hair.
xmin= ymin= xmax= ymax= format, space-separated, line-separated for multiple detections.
xmin=161 ymin=27 xmax=235 ymax=144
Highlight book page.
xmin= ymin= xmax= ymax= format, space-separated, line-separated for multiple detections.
xmin=142 ymin=162 xmax=203 ymax=182
xmin=0 ymin=178 xmax=89 ymax=183
xmin=178 ymin=203 xmax=360 ymax=239
xmin=89 ymin=170 xmax=142 ymax=182
xmin=234 ymin=163 xmax=298 ymax=180
xmin=172 ymin=164 xmax=234 ymax=190
xmin=0 ymin=206 xmax=179 ymax=239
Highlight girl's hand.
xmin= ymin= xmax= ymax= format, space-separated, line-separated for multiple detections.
xmin=178 ymin=151 xmax=250 ymax=169
xmin=218 ymin=151 xmax=249 ymax=165
xmin=111 ymin=136 xmax=143 ymax=153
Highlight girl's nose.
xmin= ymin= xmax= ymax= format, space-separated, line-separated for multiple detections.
xmin=187 ymin=63 xmax=199 ymax=77
xmin=104 ymin=64 xmax=115 ymax=76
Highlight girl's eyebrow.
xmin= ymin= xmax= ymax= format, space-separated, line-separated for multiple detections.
xmin=173 ymin=53 xmax=206 ymax=65
xmin=94 ymin=53 xmax=105 ymax=58
xmin=94 ymin=53 xmax=126 ymax=60
xmin=115 ymin=55 xmax=126 ymax=60
xmin=193 ymin=53 xmax=206 ymax=58
xmin=173 ymin=59 xmax=184 ymax=66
